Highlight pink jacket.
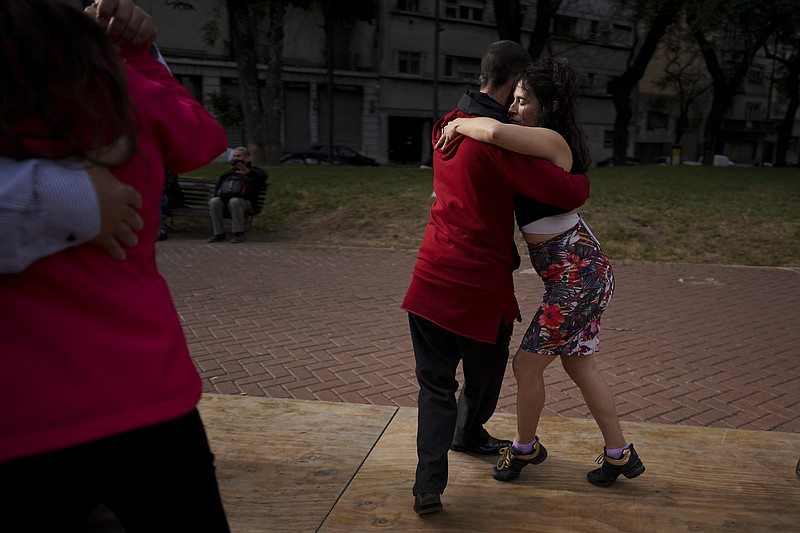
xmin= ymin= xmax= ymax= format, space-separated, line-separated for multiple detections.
xmin=0 ymin=49 xmax=227 ymax=462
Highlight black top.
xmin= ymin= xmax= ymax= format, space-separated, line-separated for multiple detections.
xmin=455 ymin=89 xmax=569 ymax=228
xmin=456 ymin=89 xmax=510 ymax=123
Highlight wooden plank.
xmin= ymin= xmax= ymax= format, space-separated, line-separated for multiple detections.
xmin=321 ymin=408 xmax=800 ymax=532
xmin=198 ymin=395 xmax=397 ymax=533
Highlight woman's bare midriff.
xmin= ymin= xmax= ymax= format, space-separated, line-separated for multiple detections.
xmin=523 ymin=231 xmax=564 ymax=244
xmin=521 ymin=209 xmax=580 ymax=244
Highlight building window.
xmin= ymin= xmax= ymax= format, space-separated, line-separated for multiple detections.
xmin=460 ymin=5 xmax=483 ymax=21
xmin=445 ymin=56 xmax=455 ymax=77
xmin=579 ymin=72 xmax=595 ymax=93
xmin=745 ymin=102 xmax=761 ymax=120
xmin=444 ymin=0 xmax=484 ymax=22
xmin=747 ymin=68 xmax=763 ymax=85
xmin=398 ymin=51 xmax=421 ymax=75
xmin=647 ymin=111 xmax=669 ymax=130
xmin=444 ymin=55 xmax=480 ymax=83
xmin=553 ymin=15 xmax=577 ymax=38
xmin=176 ymin=74 xmax=202 ymax=100
xmin=578 ymin=72 xmax=609 ymax=94
xmin=396 ymin=0 xmax=420 ymax=11
xmin=603 ymin=130 xmax=614 ymax=149
xmin=611 ymin=23 xmax=632 ymax=45
xmin=589 ymin=20 xmax=608 ymax=42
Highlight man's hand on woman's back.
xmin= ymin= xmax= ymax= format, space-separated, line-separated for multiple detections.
xmin=85 ymin=162 xmax=143 ymax=261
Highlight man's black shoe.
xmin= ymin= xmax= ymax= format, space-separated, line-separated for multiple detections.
xmin=413 ymin=493 xmax=442 ymax=515
xmin=208 ymin=234 xmax=225 ymax=243
xmin=450 ymin=436 xmax=512 ymax=455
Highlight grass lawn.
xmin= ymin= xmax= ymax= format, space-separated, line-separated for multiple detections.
xmin=176 ymin=163 xmax=800 ymax=267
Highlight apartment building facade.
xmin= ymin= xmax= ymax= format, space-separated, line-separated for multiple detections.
xmin=139 ymin=0 xmax=798 ymax=166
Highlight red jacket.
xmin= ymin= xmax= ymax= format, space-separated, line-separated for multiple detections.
xmin=0 ymin=49 xmax=227 ymax=462
xmin=401 ymin=108 xmax=590 ymax=343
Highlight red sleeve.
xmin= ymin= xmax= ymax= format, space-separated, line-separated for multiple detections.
xmin=122 ymin=48 xmax=228 ymax=173
xmin=495 ymin=148 xmax=590 ymax=210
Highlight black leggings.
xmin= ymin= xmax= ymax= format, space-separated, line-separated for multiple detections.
xmin=0 ymin=409 xmax=230 ymax=532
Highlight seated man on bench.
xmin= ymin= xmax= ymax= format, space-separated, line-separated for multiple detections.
xmin=208 ymin=146 xmax=268 ymax=243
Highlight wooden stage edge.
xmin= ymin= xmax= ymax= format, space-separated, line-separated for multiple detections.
xmin=198 ymin=394 xmax=800 ymax=533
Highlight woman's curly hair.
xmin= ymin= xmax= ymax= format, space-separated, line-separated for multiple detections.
xmin=0 ymin=0 xmax=135 ymax=165
xmin=517 ymin=58 xmax=592 ymax=173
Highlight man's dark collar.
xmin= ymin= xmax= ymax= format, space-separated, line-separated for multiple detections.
xmin=456 ymin=89 xmax=510 ymax=123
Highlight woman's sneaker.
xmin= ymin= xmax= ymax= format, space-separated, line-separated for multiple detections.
xmin=491 ymin=439 xmax=548 ymax=482
xmin=587 ymin=444 xmax=645 ymax=487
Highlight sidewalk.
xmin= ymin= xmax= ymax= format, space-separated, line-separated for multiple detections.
xmin=157 ymin=239 xmax=800 ymax=434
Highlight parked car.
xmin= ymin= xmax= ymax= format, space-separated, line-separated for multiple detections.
xmin=280 ymin=145 xmax=378 ymax=166
xmin=310 ymin=145 xmax=379 ymax=166
xmin=596 ymin=156 xmax=642 ymax=167
xmin=279 ymin=150 xmax=345 ymax=165
xmin=713 ymin=154 xmax=735 ymax=166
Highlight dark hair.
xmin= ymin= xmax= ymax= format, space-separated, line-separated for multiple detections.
xmin=479 ymin=40 xmax=532 ymax=91
xmin=518 ymin=58 xmax=592 ymax=173
xmin=0 ymin=0 xmax=135 ymax=164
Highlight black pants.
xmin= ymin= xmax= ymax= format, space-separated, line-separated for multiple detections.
xmin=0 ymin=409 xmax=230 ymax=532
xmin=409 ymin=313 xmax=513 ymax=495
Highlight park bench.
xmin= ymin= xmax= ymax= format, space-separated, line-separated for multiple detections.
xmin=166 ymin=177 xmax=267 ymax=227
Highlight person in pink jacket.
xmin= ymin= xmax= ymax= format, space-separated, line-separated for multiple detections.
xmin=0 ymin=1 xmax=230 ymax=530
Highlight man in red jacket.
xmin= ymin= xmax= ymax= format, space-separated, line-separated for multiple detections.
xmin=402 ymin=40 xmax=591 ymax=515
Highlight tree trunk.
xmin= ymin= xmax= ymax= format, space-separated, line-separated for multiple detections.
xmin=228 ymin=0 xmax=266 ymax=163
xmin=700 ymin=84 xmax=729 ymax=163
xmin=690 ymin=20 xmax=778 ymax=164
xmin=674 ymin=100 xmax=690 ymax=145
xmin=260 ymin=0 xmax=286 ymax=165
xmin=226 ymin=0 xmax=286 ymax=166
xmin=610 ymin=87 xmax=633 ymax=164
xmin=774 ymin=54 xmax=800 ymax=167
xmin=527 ymin=0 xmax=561 ymax=59
xmin=607 ymin=1 xmax=681 ymax=165
xmin=492 ymin=0 xmax=522 ymax=43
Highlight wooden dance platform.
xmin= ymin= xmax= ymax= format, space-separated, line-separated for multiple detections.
xmin=198 ymin=394 xmax=800 ymax=532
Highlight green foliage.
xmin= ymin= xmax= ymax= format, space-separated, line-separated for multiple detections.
xmin=199 ymin=1 xmax=226 ymax=47
xmin=200 ymin=19 xmax=221 ymax=47
xmin=205 ymin=89 xmax=243 ymax=128
xmin=176 ymin=164 xmax=800 ymax=267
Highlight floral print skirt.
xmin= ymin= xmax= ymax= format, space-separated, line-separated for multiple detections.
xmin=519 ymin=218 xmax=614 ymax=356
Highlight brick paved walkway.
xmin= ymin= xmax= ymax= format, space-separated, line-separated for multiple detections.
xmin=157 ymin=239 xmax=800 ymax=434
